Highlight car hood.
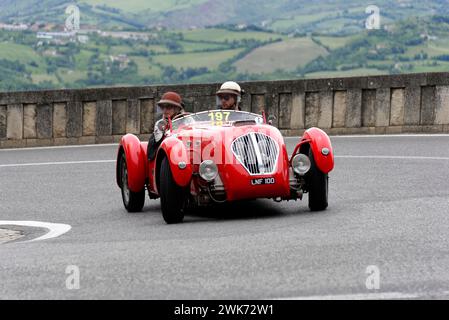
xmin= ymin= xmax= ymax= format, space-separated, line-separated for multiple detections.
xmin=174 ymin=123 xmax=285 ymax=146
xmin=172 ymin=123 xmax=290 ymax=201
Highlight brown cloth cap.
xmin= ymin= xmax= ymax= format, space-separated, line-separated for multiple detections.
xmin=157 ymin=91 xmax=183 ymax=109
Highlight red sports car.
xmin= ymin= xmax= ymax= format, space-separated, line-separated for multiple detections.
xmin=116 ymin=110 xmax=334 ymax=224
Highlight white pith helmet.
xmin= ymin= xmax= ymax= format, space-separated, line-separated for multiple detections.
xmin=216 ymin=81 xmax=243 ymax=96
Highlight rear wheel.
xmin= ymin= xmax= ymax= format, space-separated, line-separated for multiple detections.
xmin=307 ymin=149 xmax=328 ymax=211
xmin=159 ymin=157 xmax=186 ymax=224
xmin=120 ymin=153 xmax=145 ymax=212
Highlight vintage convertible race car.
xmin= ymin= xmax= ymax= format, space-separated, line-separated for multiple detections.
xmin=116 ymin=110 xmax=334 ymax=224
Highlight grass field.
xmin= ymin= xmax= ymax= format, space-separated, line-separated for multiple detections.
xmin=305 ymin=68 xmax=386 ymax=79
xmin=31 ymin=73 xmax=58 ymax=84
xmin=0 ymin=42 xmax=43 ymax=65
xmin=57 ymin=69 xmax=86 ymax=83
xmin=74 ymin=50 xmax=94 ymax=70
xmin=315 ymin=35 xmax=358 ymax=50
xmin=314 ymin=18 xmax=356 ymax=34
xmin=234 ymin=37 xmax=328 ymax=74
xmin=153 ymin=48 xmax=244 ymax=69
xmin=270 ymin=12 xmax=331 ymax=31
xmin=111 ymin=44 xmax=170 ymax=55
xmin=81 ymin=0 xmax=207 ymax=14
xmin=409 ymin=60 xmax=449 ymax=73
xmin=178 ymin=41 xmax=228 ymax=52
xmin=404 ymin=41 xmax=449 ymax=58
xmin=132 ymin=56 xmax=163 ymax=77
xmin=1 ymin=12 xmax=448 ymax=92
xmin=181 ymin=28 xmax=284 ymax=43
xmin=109 ymin=45 xmax=132 ymax=55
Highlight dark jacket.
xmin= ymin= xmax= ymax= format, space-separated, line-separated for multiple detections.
xmin=147 ymin=112 xmax=182 ymax=160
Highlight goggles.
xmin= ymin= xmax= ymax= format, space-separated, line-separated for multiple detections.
xmin=217 ymin=94 xmax=234 ymax=101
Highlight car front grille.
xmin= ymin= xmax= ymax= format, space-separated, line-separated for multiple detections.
xmin=231 ymin=133 xmax=279 ymax=175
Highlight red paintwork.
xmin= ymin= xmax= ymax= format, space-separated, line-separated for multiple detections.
xmin=117 ymin=134 xmax=147 ymax=192
xmin=290 ymin=138 xmax=311 ymax=162
xmin=176 ymin=124 xmax=292 ymax=201
xmin=117 ymin=116 xmax=334 ymax=202
xmin=158 ymin=136 xmax=193 ymax=187
xmin=301 ymin=127 xmax=334 ymax=174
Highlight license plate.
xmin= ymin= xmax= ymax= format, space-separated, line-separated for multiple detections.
xmin=251 ymin=177 xmax=276 ymax=185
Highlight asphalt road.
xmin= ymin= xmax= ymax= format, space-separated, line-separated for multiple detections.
xmin=1 ymin=135 xmax=449 ymax=299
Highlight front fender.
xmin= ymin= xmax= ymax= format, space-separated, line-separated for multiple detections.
xmin=117 ymin=134 xmax=147 ymax=192
xmin=158 ymin=136 xmax=193 ymax=187
xmin=302 ymin=127 xmax=334 ymax=174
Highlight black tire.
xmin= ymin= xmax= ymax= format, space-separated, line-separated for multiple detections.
xmin=307 ymin=149 xmax=329 ymax=211
xmin=119 ymin=153 xmax=145 ymax=212
xmin=159 ymin=157 xmax=186 ymax=224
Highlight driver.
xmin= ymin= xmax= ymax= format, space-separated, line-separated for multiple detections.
xmin=157 ymin=91 xmax=185 ymax=121
xmin=216 ymin=81 xmax=244 ymax=111
xmin=147 ymin=91 xmax=185 ymax=160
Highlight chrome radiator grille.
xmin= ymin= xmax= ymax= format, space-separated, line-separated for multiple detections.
xmin=231 ymin=133 xmax=279 ymax=175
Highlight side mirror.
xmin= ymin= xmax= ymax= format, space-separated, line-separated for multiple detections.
xmin=267 ymin=115 xmax=277 ymax=126
xmin=154 ymin=119 xmax=168 ymax=142
xmin=157 ymin=119 xmax=168 ymax=132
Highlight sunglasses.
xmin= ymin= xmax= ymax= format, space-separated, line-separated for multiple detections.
xmin=218 ymin=94 xmax=233 ymax=101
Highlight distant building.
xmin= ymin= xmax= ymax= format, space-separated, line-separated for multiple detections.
xmin=30 ymin=23 xmax=56 ymax=32
xmin=98 ymin=31 xmax=156 ymax=40
xmin=261 ymin=20 xmax=271 ymax=28
xmin=109 ymin=54 xmax=130 ymax=70
xmin=420 ymin=33 xmax=438 ymax=41
xmin=36 ymin=30 xmax=89 ymax=44
xmin=36 ymin=31 xmax=76 ymax=40
xmin=36 ymin=32 xmax=53 ymax=40
xmin=42 ymin=49 xmax=59 ymax=57
xmin=77 ymin=35 xmax=89 ymax=44
xmin=0 ymin=23 xmax=29 ymax=31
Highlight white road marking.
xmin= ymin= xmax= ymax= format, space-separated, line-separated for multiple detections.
xmin=0 ymin=160 xmax=115 ymax=168
xmin=336 ymin=155 xmax=449 ymax=161
xmin=0 ymin=143 xmax=117 ymax=152
xmin=274 ymin=291 xmax=438 ymax=300
xmin=0 ymin=134 xmax=447 ymax=152
xmin=1 ymin=154 xmax=449 ymax=168
xmin=330 ymin=134 xmax=449 ymax=138
xmin=285 ymin=134 xmax=449 ymax=140
xmin=0 ymin=221 xmax=72 ymax=242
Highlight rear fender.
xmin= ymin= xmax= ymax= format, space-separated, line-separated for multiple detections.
xmin=116 ymin=134 xmax=147 ymax=192
xmin=157 ymin=136 xmax=193 ymax=187
xmin=296 ymin=127 xmax=334 ymax=174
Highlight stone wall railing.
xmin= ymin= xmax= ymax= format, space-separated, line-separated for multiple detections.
xmin=1 ymin=72 xmax=449 ymax=148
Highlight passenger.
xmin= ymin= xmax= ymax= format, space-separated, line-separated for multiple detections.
xmin=156 ymin=91 xmax=185 ymax=121
xmin=216 ymin=81 xmax=244 ymax=111
xmin=147 ymin=92 xmax=185 ymax=160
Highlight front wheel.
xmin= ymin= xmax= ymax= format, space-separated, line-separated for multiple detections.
xmin=159 ymin=157 xmax=186 ymax=224
xmin=307 ymin=149 xmax=329 ymax=211
xmin=120 ymin=153 xmax=145 ymax=212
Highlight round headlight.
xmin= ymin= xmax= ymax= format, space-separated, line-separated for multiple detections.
xmin=292 ymin=153 xmax=311 ymax=176
xmin=199 ymin=160 xmax=218 ymax=182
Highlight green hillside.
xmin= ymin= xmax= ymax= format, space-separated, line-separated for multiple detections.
xmin=298 ymin=16 xmax=449 ymax=77
xmin=234 ymin=37 xmax=328 ymax=74
xmin=1 ymin=1 xmax=449 ymax=91
xmin=2 ymin=0 xmax=449 ymax=33
xmin=81 ymin=0 xmax=208 ymax=13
